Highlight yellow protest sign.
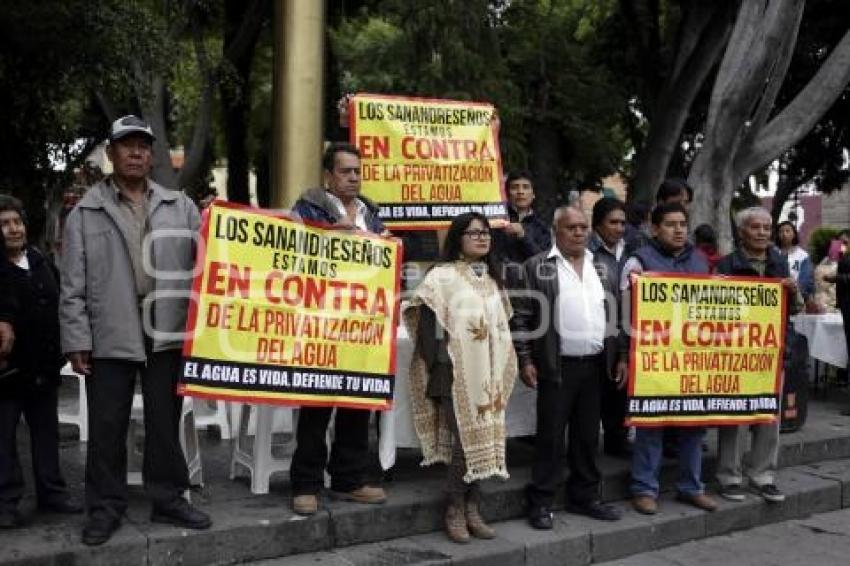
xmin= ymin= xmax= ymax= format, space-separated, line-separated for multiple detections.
xmin=350 ymin=93 xmax=507 ymax=230
xmin=626 ymin=273 xmax=786 ymax=427
xmin=178 ymin=202 xmax=402 ymax=410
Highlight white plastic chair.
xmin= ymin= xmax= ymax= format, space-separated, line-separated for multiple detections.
xmin=194 ymin=399 xmax=232 ymax=439
xmin=229 ymin=404 xmax=296 ymax=494
xmin=58 ymin=363 xmax=88 ymax=442
xmin=127 ymin=394 xmax=203 ymax=487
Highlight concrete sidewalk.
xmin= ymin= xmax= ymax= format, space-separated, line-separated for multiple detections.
xmin=2 ymin=385 xmax=850 ymax=565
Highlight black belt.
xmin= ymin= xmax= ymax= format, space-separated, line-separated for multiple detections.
xmin=560 ymin=353 xmax=603 ymax=363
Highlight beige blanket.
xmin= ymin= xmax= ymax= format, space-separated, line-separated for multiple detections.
xmin=403 ymin=262 xmax=517 ymax=482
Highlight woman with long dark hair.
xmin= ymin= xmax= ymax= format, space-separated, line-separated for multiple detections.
xmin=403 ymin=212 xmax=516 ymax=543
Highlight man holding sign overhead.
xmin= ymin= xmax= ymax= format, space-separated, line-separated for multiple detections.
xmin=288 ymin=142 xmax=388 ymax=516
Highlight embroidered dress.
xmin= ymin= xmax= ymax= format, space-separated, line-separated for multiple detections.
xmin=403 ymin=261 xmax=517 ymax=482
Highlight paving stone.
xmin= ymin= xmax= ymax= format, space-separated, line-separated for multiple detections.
xmin=704 ymin=496 xmax=761 ymax=537
xmin=779 ymin=467 xmax=841 ymax=517
xmin=332 ymin=536 xmax=450 ymax=566
xmin=143 ymin=501 xmax=331 ymax=566
xmin=326 ymin=479 xmax=444 ymax=547
xmin=412 ymin=531 xmax=524 ymax=566
xmin=798 ymin=458 xmax=850 ymax=507
xmin=498 ymin=516 xmax=591 ymax=566
xmin=0 ymin=518 xmax=147 ymax=566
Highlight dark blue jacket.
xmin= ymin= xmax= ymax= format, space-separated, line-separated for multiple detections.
xmin=292 ymin=187 xmax=386 ymax=234
xmin=619 ymin=239 xmax=708 ymax=356
xmin=631 ymin=239 xmax=709 ymax=274
xmin=716 ymin=247 xmax=798 ymax=316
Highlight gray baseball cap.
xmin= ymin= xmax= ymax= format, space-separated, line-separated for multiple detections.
xmin=109 ymin=115 xmax=155 ymax=142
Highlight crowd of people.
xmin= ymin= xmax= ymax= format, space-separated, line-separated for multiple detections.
xmin=0 ymin=114 xmax=847 ymax=550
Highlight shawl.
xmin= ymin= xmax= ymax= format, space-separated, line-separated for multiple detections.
xmin=402 ymin=261 xmax=517 ymax=482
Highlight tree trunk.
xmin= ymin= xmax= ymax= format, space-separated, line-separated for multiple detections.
xmin=628 ymin=1 xmax=735 ymax=203
xmin=689 ymin=0 xmax=811 ymax=252
xmin=528 ymin=120 xmax=563 ymax=220
xmin=220 ymin=0 xmax=265 ymax=204
xmin=142 ymin=76 xmax=179 ymax=189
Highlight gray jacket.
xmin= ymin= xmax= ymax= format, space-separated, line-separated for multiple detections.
xmin=60 ymin=178 xmax=200 ymax=360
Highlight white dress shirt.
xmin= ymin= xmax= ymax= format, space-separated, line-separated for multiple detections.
xmin=548 ymin=246 xmax=606 ymax=356
xmin=326 ymin=191 xmax=369 ymax=231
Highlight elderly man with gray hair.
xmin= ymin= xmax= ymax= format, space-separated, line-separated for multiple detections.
xmin=715 ymin=206 xmax=802 ymax=504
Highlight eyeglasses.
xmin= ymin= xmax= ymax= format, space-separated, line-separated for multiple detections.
xmin=463 ymin=230 xmax=491 ymax=240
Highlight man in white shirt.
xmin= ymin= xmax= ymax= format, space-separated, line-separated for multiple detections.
xmin=512 ymin=206 xmax=621 ymax=530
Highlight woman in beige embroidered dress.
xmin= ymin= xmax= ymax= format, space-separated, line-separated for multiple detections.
xmin=403 ymin=212 xmax=517 ymax=543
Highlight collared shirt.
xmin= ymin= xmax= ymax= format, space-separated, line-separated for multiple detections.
xmin=548 ymin=246 xmax=606 ymax=356
xmin=111 ymin=178 xmax=153 ymax=298
xmin=325 ymin=191 xmax=368 ymax=231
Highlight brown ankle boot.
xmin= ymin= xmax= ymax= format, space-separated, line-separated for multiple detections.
xmin=445 ymin=494 xmax=470 ymax=543
xmin=465 ymin=488 xmax=496 ymax=539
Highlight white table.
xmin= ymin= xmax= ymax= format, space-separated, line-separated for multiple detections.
xmin=793 ymin=313 xmax=847 ymax=369
xmin=379 ymin=325 xmax=536 ymax=469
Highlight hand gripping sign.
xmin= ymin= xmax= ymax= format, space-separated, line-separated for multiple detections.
xmin=349 ymin=93 xmax=508 ymax=230
xmin=178 ymin=202 xmax=402 ymax=410
xmin=626 ymin=273 xmax=786 ymax=427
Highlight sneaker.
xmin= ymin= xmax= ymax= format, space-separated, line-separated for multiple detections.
xmin=631 ymin=495 xmax=658 ymax=515
xmin=755 ymin=484 xmax=785 ymax=503
xmin=151 ymin=498 xmax=212 ymax=529
xmin=292 ymin=494 xmax=319 ymax=516
xmin=331 ymin=485 xmax=386 ymax=504
xmin=719 ymin=484 xmax=747 ymax=502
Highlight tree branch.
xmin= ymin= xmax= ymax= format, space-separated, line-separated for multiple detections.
xmin=223 ymin=0 xmax=269 ymax=63
xmin=177 ymin=16 xmax=215 ymax=188
xmin=747 ymin=0 xmax=805 ymax=134
xmin=668 ymin=0 xmax=719 ymax=85
xmin=770 ymin=169 xmax=816 ymax=222
xmin=734 ymin=29 xmax=850 ymax=177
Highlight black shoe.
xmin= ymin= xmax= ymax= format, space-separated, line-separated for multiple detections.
xmin=82 ymin=514 xmax=120 ymax=546
xmin=39 ymin=498 xmax=84 ymax=514
xmin=0 ymin=507 xmax=21 ymax=529
xmin=566 ymin=500 xmax=621 ymax=521
xmin=528 ymin=506 xmax=554 ymax=530
xmin=151 ymin=498 xmax=212 ymax=530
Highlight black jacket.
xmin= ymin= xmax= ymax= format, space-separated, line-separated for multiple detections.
xmin=836 ymin=255 xmax=850 ymax=312
xmin=511 ymin=251 xmax=564 ymax=383
xmin=715 ymin=247 xmax=798 ymax=315
xmin=491 ymin=207 xmax=552 ymax=266
xmin=0 ymin=246 xmax=63 ymax=396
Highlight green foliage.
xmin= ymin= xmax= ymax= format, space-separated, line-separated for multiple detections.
xmin=809 ymin=226 xmax=842 ymax=264
xmin=330 ymin=0 xmax=630 ymax=191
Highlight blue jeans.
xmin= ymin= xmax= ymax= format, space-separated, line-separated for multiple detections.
xmin=631 ymin=427 xmax=705 ymax=497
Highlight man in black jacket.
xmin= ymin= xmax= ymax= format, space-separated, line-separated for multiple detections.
xmin=512 ymin=206 xmax=620 ymax=530
xmin=0 ymin=195 xmax=81 ymax=529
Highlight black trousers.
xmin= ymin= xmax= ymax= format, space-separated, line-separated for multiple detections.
xmin=290 ymin=407 xmax=371 ymax=495
xmin=528 ymin=355 xmax=602 ymax=508
xmin=600 ymin=371 xmax=628 ymax=450
xmin=86 ymin=350 xmax=189 ymax=519
xmin=0 ymin=386 xmax=67 ymax=508
xmin=842 ymin=306 xmax=850 ymax=382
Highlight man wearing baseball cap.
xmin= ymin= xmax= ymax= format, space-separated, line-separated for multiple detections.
xmin=60 ymin=115 xmax=211 ymax=545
